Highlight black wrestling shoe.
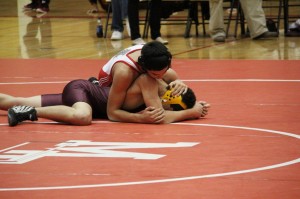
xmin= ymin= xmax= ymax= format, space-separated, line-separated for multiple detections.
xmin=8 ymin=106 xmax=38 ymax=127
xmin=253 ymin=31 xmax=278 ymax=40
xmin=88 ymin=77 xmax=99 ymax=85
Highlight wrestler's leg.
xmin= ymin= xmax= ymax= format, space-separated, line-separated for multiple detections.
xmin=7 ymin=80 xmax=95 ymax=126
xmin=35 ymin=102 xmax=92 ymax=125
xmin=0 ymin=93 xmax=42 ymax=110
xmin=34 ymin=80 xmax=95 ymax=125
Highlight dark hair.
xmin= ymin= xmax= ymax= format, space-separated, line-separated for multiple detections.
xmin=138 ymin=41 xmax=172 ymax=71
xmin=171 ymin=88 xmax=196 ymax=111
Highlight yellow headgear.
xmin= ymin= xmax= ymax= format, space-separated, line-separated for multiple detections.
xmin=161 ymin=89 xmax=187 ymax=110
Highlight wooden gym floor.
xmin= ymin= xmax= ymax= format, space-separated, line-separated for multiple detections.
xmin=0 ymin=1 xmax=299 ymax=199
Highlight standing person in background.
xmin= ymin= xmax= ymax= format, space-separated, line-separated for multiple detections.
xmin=110 ymin=0 xmax=131 ymax=40
xmin=24 ymin=0 xmax=51 ymax=13
xmin=128 ymin=0 xmax=168 ymax=45
xmin=209 ymin=0 xmax=278 ymax=42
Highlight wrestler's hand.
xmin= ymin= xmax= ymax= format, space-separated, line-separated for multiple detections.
xmin=140 ymin=106 xmax=165 ymax=124
xmin=192 ymin=101 xmax=211 ymax=118
xmin=168 ymin=80 xmax=188 ymax=96
xmin=199 ymin=101 xmax=210 ymax=117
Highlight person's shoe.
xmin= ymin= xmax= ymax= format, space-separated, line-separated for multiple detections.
xmin=23 ymin=3 xmax=38 ymax=10
xmin=88 ymin=77 xmax=99 ymax=85
xmin=132 ymin=38 xmax=146 ymax=45
xmin=111 ymin=31 xmax=123 ymax=40
xmin=8 ymin=106 xmax=38 ymax=127
xmin=253 ymin=31 xmax=278 ymax=40
xmin=211 ymin=31 xmax=226 ymax=42
xmin=213 ymin=35 xmax=225 ymax=42
xmin=87 ymin=8 xmax=99 ymax=14
xmin=125 ymin=18 xmax=131 ymax=37
xmin=36 ymin=4 xmax=50 ymax=13
xmin=155 ymin=37 xmax=168 ymax=45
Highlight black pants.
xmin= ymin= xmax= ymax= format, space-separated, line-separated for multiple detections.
xmin=128 ymin=0 xmax=162 ymax=40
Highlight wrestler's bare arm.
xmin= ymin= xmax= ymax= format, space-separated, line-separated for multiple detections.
xmin=138 ymin=75 xmax=204 ymax=124
xmin=106 ymin=63 xmax=165 ymax=123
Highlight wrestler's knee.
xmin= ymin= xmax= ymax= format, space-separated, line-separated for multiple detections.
xmin=72 ymin=102 xmax=92 ymax=125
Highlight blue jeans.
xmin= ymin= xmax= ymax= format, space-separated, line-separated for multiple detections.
xmin=111 ymin=0 xmax=128 ymax=32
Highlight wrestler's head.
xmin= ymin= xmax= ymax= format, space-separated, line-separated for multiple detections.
xmin=138 ymin=41 xmax=172 ymax=72
xmin=161 ymin=87 xmax=196 ymax=111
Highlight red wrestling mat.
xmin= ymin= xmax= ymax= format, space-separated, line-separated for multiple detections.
xmin=0 ymin=59 xmax=300 ymax=199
